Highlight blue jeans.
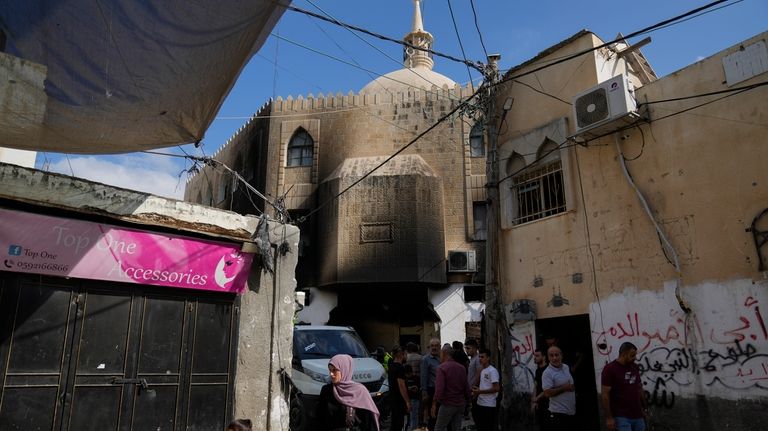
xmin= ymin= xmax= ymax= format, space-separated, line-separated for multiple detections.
xmin=615 ymin=417 xmax=646 ymax=431
xmin=409 ymin=399 xmax=420 ymax=429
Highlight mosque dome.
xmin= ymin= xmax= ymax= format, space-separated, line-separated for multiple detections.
xmin=360 ymin=66 xmax=456 ymax=95
xmin=359 ymin=0 xmax=456 ymax=95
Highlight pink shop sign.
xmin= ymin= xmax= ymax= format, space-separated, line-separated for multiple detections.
xmin=0 ymin=208 xmax=254 ymax=294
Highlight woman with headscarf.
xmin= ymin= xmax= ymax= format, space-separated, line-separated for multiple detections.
xmin=317 ymin=354 xmax=380 ymax=431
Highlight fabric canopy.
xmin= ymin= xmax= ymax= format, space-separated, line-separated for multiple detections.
xmin=0 ymin=1 xmax=286 ymax=153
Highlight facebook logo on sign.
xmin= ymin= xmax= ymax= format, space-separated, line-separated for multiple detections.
xmin=8 ymin=245 xmax=22 ymax=256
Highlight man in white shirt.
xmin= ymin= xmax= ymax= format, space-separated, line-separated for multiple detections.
xmin=470 ymin=348 xmax=499 ymax=431
xmin=542 ymin=346 xmax=576 ymax=427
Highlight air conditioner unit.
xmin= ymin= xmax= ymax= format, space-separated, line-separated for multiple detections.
xmin=572 ymin=74 xmax=639 ymax=139
xmin=447 ymin=250 xmax=477 ymax=273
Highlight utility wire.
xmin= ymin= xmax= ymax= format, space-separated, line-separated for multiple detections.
xmin=270 ymin=33 xmax=461 ymax=99
xmin=447 ymin=0 xmax=476 ymax=88
xmin=296 ymin=85 xmax=484 ymax=224
xmin=638 ymin=80 xmax=768 ymax=106
xmin=495 ymin=0 xmax=735 ymax=89
xmin=468 ymin=0 xmax=490 ymax=59
xmin=285 ymin=4 xmax=482 ymax=72
xmin=303 ymin=6 xmax=396 ymax=99
xmin=303 ymin=0 xmax=447 ymax=94
xmin=497 ymin=76 xmax=765 ymax=186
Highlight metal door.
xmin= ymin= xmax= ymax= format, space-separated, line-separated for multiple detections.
xmin=0 ymin=274 xmax=238 ymax=431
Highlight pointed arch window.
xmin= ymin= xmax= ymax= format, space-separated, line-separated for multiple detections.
xmin=469 ymin=123 xmax=485 ymax=157
xmin=508 ymin=139 xmax=566 ymax=224
xmin=287 ymin=128 xmax=314 ymax=167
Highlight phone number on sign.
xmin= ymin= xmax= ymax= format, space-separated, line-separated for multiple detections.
xmin=13 ymin=260 xmax=70 ymax=272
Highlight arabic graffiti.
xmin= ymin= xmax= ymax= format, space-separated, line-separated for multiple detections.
xmin=592 ymin=285 xmax=768 ymax=409
xmin=509 ymin=321 xmax=537 ymax=394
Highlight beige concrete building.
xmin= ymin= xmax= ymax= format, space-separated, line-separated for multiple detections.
xmin=185 ymin=0 xmax=486 ymax=350
xmin=490 ymin=30 xmax=768 ymax=429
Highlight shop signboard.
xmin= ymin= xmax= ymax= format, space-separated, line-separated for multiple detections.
xmin=0 ymin=208 xmax=254 ymax=293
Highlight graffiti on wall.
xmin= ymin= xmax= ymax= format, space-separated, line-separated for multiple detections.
xmin=591 ymin=280 xmax=768 ymax=407
xmin=509 ymin=321 xmax=537 ymax=394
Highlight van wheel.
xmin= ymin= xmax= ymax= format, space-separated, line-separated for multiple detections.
xmin=289 ymin=392 xmax=306 ymax=431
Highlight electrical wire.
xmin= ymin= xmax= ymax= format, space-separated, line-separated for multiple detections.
xmin=622 ymin=125 xmax=646 ymax=161
xmin=494 ymin=0 xmax=736 ymax=89
xmin=303 ymin=0 xmax=453 ymax=94
xmin=65 ymin=155 xmax=75 ymax=177
xmin=468 ymin=0 xmax=489 ymax=59
xmin=141 ymin=149 xmax=283 ymax=219
xmin=573 ymin=145 xmax=608 ymax=357
xmin=270 ymin=33 xmax=462 ymax=100
xmin=638 ymin=80 xmax=768 ymax=107
xmin=446 ymin=0 xmax=476 ymax=89
xmin=303 ymin=6 xmax=397 ymax=100
xmin=615 ymin=133 xmax=690 ymax=313
xmin=284 ymin=4 xmax=482 ymax=72
xmin=512 ymin=79 xmax=572 ymax=105
xmin=296 ymin=84 xmax=484 ymax=224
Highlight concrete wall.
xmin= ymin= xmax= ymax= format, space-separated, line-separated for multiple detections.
xmin=494 ymin=31 xmax=768 ymax=429
xmin=0 ymin=147 xmax=36 ymax=167
xmin=234 ymin=221 xmax=299 ymax=431
xmin=429 ymin=283 xmax=484 ymax=345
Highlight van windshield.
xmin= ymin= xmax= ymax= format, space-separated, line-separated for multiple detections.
xmin=294 ymin=329 xmax=370 ymax=359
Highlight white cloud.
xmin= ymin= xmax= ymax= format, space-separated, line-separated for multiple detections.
xmin=49 ymin=153 xmax=188 ymax=200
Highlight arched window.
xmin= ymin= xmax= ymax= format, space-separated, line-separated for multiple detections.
xmin=287 ymin=128 xmax=314 ymax=167
xmin=508 ymin=139 xmax=566 ymax=224
xmin=469 ymin=123 xmax=485 ymax=157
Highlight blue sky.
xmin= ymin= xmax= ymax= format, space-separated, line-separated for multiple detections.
xmin=40 ymin=0 xmax=767 ymax=199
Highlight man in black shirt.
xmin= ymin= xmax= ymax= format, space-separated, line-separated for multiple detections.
xmin=389 ymin=345 xmax=411 ymax=431
xmin=532 ymin=348 xmax=550 ymax=431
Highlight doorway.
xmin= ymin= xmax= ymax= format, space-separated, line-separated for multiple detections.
xmin=0 ymin=274 xmax=238 ymax=431
xmin=535 ymin=314 xmax=599 ymax=431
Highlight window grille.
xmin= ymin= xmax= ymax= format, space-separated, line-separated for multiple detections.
xmin=510 ymin=159 xmax=566 ymax=224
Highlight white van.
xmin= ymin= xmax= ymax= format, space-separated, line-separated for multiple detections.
xmin=290 ymin=325 xmax=388 ymax=430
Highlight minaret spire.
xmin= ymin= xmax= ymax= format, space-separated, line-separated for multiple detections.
xmin=403 ymin=0 xmax=434 ymax=70
xmin=411 ymin=0 xmax=425 ymax=32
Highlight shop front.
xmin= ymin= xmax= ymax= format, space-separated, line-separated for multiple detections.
xmin=0 ymin=207 xmax=253 ymax=430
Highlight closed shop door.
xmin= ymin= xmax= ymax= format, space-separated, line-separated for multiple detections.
xmin=0 ymin=274 xmax=238 ymax=431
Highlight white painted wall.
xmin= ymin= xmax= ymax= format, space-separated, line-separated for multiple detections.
xmin=296 ymin=287 xmax=337 ymax=325
xmin=430 ymin=283 xmax=484 ymax=344
xmin=0 ymin=148 xmax=36 ymax=168
xmin=590 ymin=277 xmax=768 ymax=405
xmin=508 ymin=321 xmax=537 ymax=395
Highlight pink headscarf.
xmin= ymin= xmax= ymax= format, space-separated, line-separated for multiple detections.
xmin=329 ymin=354 xmax=380 ymax=430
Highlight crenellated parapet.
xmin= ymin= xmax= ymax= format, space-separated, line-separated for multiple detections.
xmin=187 ymin=81 xmax=475 ymax=184
xmin=186 ymin=101 xmax=273 ymax=183
xmin=272 ymin=83 xmax=475 ymax=112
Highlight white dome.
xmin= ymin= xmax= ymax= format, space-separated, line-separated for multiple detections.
xmin=360 ymin=66 xmax=456 ymax=95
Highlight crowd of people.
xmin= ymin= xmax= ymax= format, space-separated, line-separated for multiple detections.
xmin=304 ymin=337 xmax=647 ymax=431
xmin=355 ymin=337 xmax=499 ymax=431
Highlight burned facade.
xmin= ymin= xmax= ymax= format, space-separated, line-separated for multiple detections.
xmin=185 ymin=0 xmax=486 ymax=350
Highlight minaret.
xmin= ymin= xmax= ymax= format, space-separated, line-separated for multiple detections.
xmin=403 ymin=0 xmax=434 ymax=70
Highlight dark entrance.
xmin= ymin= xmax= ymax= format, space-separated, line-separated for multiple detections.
xmin=535 ymin=314 xmax=599 ymax=431
xmin=0 ymin=274 xmax=238 ymax=431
